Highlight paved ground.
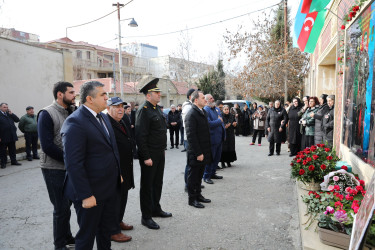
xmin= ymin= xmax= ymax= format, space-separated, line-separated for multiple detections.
xmin=0 ymin=135 xmax=301 ymax=250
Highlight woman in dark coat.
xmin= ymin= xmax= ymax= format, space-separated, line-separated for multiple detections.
xmin=221 ymin=105 xmax=237 ymax=168
xmin=298 ymin=96 xmax=310 ymax=150
xmin=266 ymin=100 xmax=288 ymax=156
xmin=311 ymin=94 xmax=330 ymax=145
xmin=300 ymin=97 xmax=319 ymax=148
xmin=234 ymin=104 xmax=242 ymax=136
xmin=288 ymin=97 xmax=303 ymax=157
xmin=322 ymin=95 xmax=335 ymax=146
xmin=241 ymin=104 xmax=251 ymax=136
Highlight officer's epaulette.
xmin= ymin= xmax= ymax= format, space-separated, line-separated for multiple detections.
xmin=143 ymin=106 xmax=147 ymax=109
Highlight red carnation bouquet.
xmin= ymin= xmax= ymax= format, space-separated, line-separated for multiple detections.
xmin=290 ymin=144 xmax=340 ymax=184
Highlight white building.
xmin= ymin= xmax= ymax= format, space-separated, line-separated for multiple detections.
xmin=123 ymin=43 xmax=158 ymax=58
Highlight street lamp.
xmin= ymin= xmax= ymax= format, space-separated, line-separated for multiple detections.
xmin=113 ymin=2 xmax=138 ymax=100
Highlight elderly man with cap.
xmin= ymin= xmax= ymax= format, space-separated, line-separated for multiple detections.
xmin=19 ymin=106 xmax=40 ymax=161
xmin=135 ymin=76 xmax=171 ymax=230
xmin=106 ymin=97 xmax=134 ymax=243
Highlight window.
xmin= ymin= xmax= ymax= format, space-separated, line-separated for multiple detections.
xmin=179 ymin=64 xmax=185 ymax=70
xmin=76 ymin=50 xmax=82 ymax=59
xmin=104 ymin=54 xmax=113 ymax=61
xmin=86 ymin=51 xmax=91 ymax=60
xmin=123 ymin=57 xmax=129 ymax=66
xmin=98 ymin=73 xmax=106 ymax=78
xmin=87 ymin=73 xmax=92 ymax=79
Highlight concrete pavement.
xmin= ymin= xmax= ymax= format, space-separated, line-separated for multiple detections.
xmin=0 ymin=135 xmax=301 ymax=250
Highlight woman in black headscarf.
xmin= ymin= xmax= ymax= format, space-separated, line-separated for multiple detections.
xmin=311 ymin=94 xmax=330 ymax=145
xmin=221 ymin=105 xmax=237 ymax=168
xmin=288 ymin=97 xmax=303 ymax=156
xmin=265 ymin=100 xmax=288 ymax=156
xmin=242 ymin=104 xmax=251 ymax=136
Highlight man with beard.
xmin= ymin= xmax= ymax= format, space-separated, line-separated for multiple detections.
xmin=37 ymin=81 xmax=76 ymax=250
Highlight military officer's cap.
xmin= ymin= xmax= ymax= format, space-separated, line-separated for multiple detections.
xmin=139 ymin=75 xmax=161 ymax=94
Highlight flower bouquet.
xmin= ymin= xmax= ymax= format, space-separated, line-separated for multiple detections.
xmin=291 ymin=144 xmax=340 ymax=185
xmin=318 ymin=174 xmax=366 ymax=235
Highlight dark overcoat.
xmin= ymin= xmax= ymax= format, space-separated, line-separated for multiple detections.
xmin=288 ymin=105 xmax=303 ymax=144
xmin=107 ymin=114 xmax=135 ymax=190
xmin=0 ymin=112 xmax=19 ymax=143
xmin=266 ymin=107 xmax=288 ymax=143
xmin=222 ymin=113 xmax=236 ymax=152
xmin=322 ymin=106 xmax=334 ymax=145
xmin=185 ymin=105 xmax=212 ymax=166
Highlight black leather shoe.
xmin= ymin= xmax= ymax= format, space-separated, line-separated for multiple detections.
xmin=141 ymin=218 xmax=160 ymax=229
xmin=211 ymin=174 xmax=223 ymax=179
xmin=204 ymin=179 xmax=214 ymax=184
xmin=198 ymin=195 xmax=211 ymax=203
xmin=152 ymin=210 xmax=172 ymax=218
xmin=27 ymin=157 xmax=32 ymax=161
xmin=11 ymin=162 xmax=22 ymax=166
xmin=268 ymin=153 xmax=273 ymax=156
xmin=33 ymin=155 xmax=40 ymax=159
xmin=1 ymin=165 xmax=6 ymax=169
xmin=170 ymin=146 xmax=174 ymax=149
xmin=189 ymin=200 xmax=205 ymax=208
xmin=221 ymin=162 xmax=226 ymax=168
xmin=176 ymin=145 xmax=179 ymax=149
xmin=276 ymin=152 xmax=280 ymax=155
xmin=227 ymin=162 xmax=232 ymax=167
xmin=181 ymin=149 xmax=187 ymax=152
xmin=201 ymin=184 xmax=205 ymax=189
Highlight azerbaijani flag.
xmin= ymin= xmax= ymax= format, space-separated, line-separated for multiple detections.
xmin=293 ymin=0 xmax=327 ymax=53
xmin=301 ymin=0 xmax=331 ymax=13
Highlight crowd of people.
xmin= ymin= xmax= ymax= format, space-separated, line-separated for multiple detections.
xmin=0 ymin=76 xmax=336 ymax=249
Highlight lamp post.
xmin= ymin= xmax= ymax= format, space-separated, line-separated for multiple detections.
xmin=113 ymin=2 xmax=138 ymax=100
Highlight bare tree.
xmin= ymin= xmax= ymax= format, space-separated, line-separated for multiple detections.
xmin=224 ymin=11 xmax=309 ymax=101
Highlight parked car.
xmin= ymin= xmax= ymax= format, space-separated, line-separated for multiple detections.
xmin=222 ymin=100 xmax=252 ymax=110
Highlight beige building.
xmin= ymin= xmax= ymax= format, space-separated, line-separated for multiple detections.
xmin=42 ymin=37 xmax=143 ymax=82
xmin=304 ymin=0 xmax=375 ymax=182
xmin=73 ymin=76 xmax=194 ymax=108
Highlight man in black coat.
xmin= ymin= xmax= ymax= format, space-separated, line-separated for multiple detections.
xmin=185 ymin=91 xmax=212 ymax=208
xmin=168 ymin=104 xmax=181 ymax=149
xmin=0 ymin=103 xmax=21 ymax=168
xmin=106 ymin=97 xmax=135 ymax=243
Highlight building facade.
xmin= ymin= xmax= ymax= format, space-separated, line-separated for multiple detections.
xmin=304 ymin=0 xmax=375 ymax=182
xmin=0 ymin=28 xmax=40 ymax=43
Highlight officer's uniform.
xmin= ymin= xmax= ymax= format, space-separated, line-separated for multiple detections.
xmin=135 ymin=77 xmax=168 ymax=224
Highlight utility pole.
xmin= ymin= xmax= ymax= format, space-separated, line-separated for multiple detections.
xmin=284 ymin=0 xmax=288 ymax=103
xmin=113 ymin=2 xmax=125 ymax=100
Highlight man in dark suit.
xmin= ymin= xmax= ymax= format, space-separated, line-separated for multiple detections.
xmin=185 ymin=91 xmax=212 ymax=208
xmin=106 ymin=97 xmax=134 ymax=243
xmin=61 ymin=81 xmax=122 ymax=250
xmin=0 ymin=103 xmax=21 ymax=168
xmin=130 ymin=103 xmax=138 ymax=159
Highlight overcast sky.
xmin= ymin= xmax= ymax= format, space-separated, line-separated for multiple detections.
xmin=0 ymin=0 xmax=300 ymax=67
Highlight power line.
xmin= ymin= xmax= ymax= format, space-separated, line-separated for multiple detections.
xmin=124 ymin=2 xmax=282 ymax=39
xmin=66 ymin=0 xmax=133 ymax=30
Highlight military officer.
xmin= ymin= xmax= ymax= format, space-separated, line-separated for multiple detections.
xmin=135 ymin=76 xmax=172 ymax=230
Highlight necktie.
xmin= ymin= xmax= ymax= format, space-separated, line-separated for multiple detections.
xmin=96 ymin=114 xmax=110 ymax=139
